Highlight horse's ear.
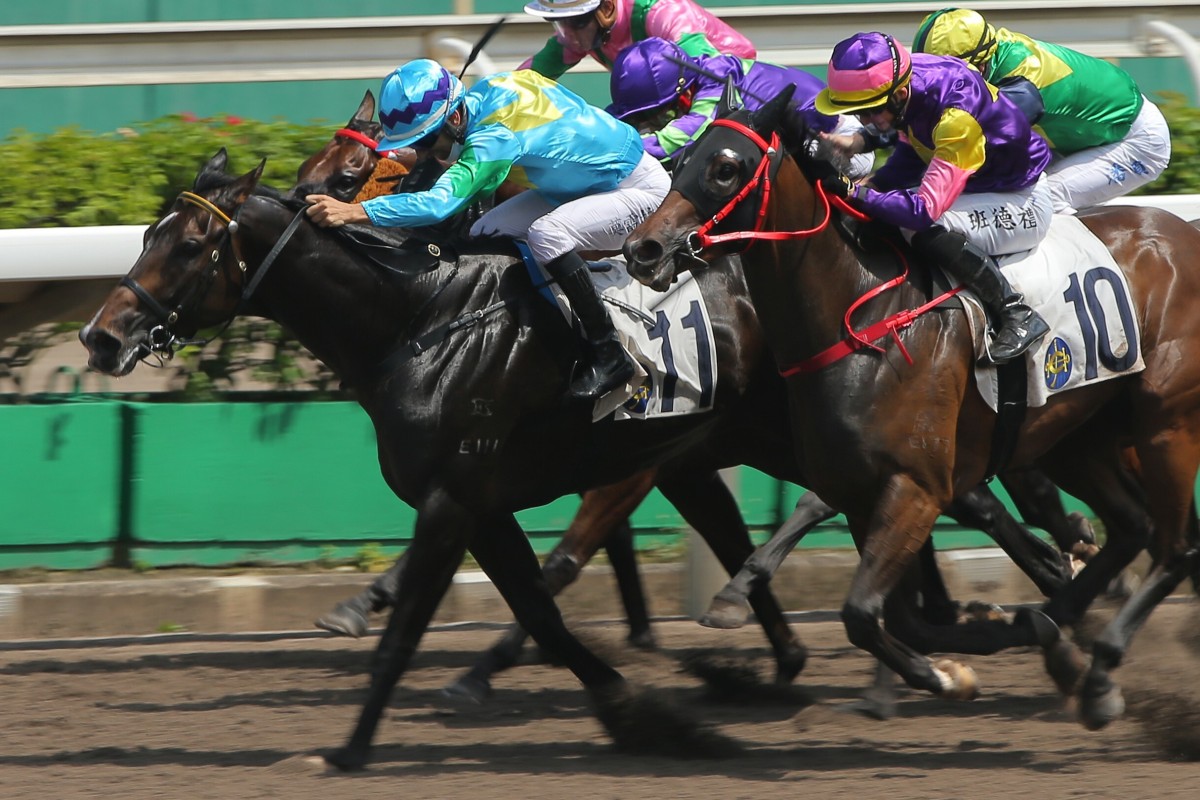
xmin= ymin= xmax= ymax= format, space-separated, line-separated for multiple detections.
xmin=716 ymin=76 xmax=742 ymax=118
xmin=194 ymin=148 xmax=231 ymax=189
xmin=205 ymin=148 xmax=229 ymax=175
xmin=352 ymin=90 xmax=375 ymax=125
xmin=229 ymin=158 xmax=267 ymax=206
xmin=750 ymin=84 xmax=797 ymax=134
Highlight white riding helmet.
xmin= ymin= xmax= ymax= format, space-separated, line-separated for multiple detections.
xmin=523 ymin=0 xmax=602 ymax=19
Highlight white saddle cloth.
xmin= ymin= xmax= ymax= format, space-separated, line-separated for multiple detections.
xmin=539 ymin=257 xmax=719 ymax=422
xmin=969 ymin=214 xmax=1145 ymax=411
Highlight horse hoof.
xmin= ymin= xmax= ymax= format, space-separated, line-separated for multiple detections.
xmin=933 ymin=659 xmax=980 ymax=701
xmin=1068 ymin=511 xmax=1097 ymax=546
xmin=842 ymin=693 xmax=898 ymax=721
xmin=700 ymin=595 xmax=752 ymax=630
xmin=1015 ymin=607 xmax=1061 ymax=648
xmin=442 ymin=674 xmax=492 ymax=704
xmin=324 ymin=746 xmax=368 ymax=773
xmin=627 ymin=629 xmax=658 ymax=651
xmin=1105 ymin=570 xmax=1140 ymax=600
xmin=314 ymin=602 xmax=370 ymax=638
xmin=1080 ymin=680 xmax=1125 ymax=730
xmin=774 ymin=645 xmax=808 ymax=685
xmin=590 ymin=680 xmax=743 ymax=758
xmin=959 ymin=601 xmax=1007 ymax=624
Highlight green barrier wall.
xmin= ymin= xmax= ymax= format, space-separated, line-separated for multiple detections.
xmin=0 ymin=398 xmax=1127 ymax=571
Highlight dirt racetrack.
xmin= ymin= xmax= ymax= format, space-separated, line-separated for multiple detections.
xmin=3 ymin=599 xmax=1199 ymax=800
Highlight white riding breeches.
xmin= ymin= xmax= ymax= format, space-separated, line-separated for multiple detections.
xmin=1044 ymin=98 xmax=1172 ymax=213
xmin=930 ymin=174 xmax=1055 ymax=256
xmin=469 ymin=151 xmax=671 ymax=265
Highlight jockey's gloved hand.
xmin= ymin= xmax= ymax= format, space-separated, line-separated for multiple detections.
xmin=819 ymin=174 xmax=856 ymax=200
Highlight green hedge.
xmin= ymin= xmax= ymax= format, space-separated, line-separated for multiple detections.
xmin=0 ymin=114 xmax=332 ymax=229
xmin=2 ymin=96 xmax=1199 ymax=231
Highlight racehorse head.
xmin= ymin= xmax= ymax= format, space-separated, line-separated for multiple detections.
xmin=625 ymin=83 xmax=822 ymax=291
xmin=81 ymin=149 xmax=267 ymax=376
xmin=290 ymin=90 xmax=417 ymax=202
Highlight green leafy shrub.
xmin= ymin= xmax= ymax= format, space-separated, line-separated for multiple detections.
xmin=1140 ymin=93 xmax=1200 ymax=195
xmin=0 ymin=113 xmax=331 ymax=229
xmin=0 ymin=114 xmax=341 ymax=397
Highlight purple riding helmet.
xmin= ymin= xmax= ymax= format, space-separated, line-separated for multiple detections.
xmin=607 ymin=38 xmax=699 ymax=121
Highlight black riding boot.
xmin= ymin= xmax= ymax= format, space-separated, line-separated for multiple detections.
xmin=913 ymin=226 xmax=1049 ymax=364
xmin=545 ymin=250 xmax=635 ymax=400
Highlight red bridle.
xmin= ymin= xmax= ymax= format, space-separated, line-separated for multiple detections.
xmin=685 ymin=117 xmax=962 ymax=376
xmin=689 ymin=118 xmax=869 ymax=252
xmin=334 ymin=127 xmax=389 ymax=155
xmin=333 ymin=126 xmax=398 ymax=159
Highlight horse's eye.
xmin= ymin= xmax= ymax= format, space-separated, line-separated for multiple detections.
xmin=177 ymin=238 xmax=203 ymax=257
xmin=716 ymin=162 xmax=739 ymax=181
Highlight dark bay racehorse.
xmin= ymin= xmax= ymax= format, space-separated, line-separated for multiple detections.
xmin=288 ymin=97 xmax=1087 ymax=708
xmin=624 ymin=85 xmax=1200 ymax=729
xmin=81 ymin=151 xmax=834 ymax=769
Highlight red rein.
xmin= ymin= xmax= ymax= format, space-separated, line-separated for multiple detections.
xmin=691 ymin=118 xmax=961 ymax=376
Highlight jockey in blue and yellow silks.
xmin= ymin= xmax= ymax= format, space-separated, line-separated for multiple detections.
xmin=306 ymin=60 xmax=670 ymax=400
xmin=813 ymin=32 xmax=1052 ymax=364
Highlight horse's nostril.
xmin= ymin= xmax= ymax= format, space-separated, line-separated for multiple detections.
xmin=633 ymin=239 xmax=664 ymax=266
xmin=86 ymin=329 xmax=123 ymax=368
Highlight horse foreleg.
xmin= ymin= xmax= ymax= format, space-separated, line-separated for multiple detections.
xmin=327 ymin=491 xmax=472 ymax=772
xmin=945 ymin=483 xmax=1071 ymax=598
xmin=657 ymin=471 xmax=808 ymax=684
xmin=1001 ymin=466 xmax=1096 ymax=552
xmin=1078 ymin=437 xmax=1200 ymax=730
xmin=842 ymin=477 xmax=979 ymax=699
xmin=1081 ymin=548 xmax=1198 ymax=729
xmin=1038 ymin=440 xmax=1150 ymax=629
xmin=703 ymin=490 xmax=838 ymax=630
xmin=465 ymin=512 xmax=715 ymax=753
xmin=602 ymin=520 xmax=655 ymax=648
xmin=446 ymin=470 xmax=658 ymax=701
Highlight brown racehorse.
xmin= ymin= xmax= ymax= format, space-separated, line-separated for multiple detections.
xmin=624 ymin=85 xmax=1200 ymax=730
xmin=289 ymin=94 xmax=1093 ymax=712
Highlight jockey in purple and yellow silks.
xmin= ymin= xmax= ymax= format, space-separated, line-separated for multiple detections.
xmin=521 ymin=0 xmax=755 ymax=80
xmin=306 ymin=60 xmax=670 ymax=400
xmin=607 ymin=37 xmax=873 ymax=179
xmin=813 ymin=32 xmax=1052 ymax=365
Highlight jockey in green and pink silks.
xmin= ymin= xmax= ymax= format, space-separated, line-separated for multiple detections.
xmin=521 ymin=0 xmax=755 ymax=80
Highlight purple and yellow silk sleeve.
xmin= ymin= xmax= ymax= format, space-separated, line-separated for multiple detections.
xmin=857 ymin=107 xmax=985 ymax=229
xmin=855 ymin=157 xmax=971 ymax=230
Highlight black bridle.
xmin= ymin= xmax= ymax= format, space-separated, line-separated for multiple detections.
xmin=121 ymin=190 xmax=305 ymax=360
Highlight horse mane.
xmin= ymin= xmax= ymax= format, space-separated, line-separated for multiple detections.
xmin=192 ymin=164 xmax=291 ymax=206
xmin=352 ymin=158 xmax=410 ymax=203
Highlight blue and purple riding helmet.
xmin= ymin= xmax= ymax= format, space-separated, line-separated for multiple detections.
xmin=377 ymin=59 xmax=466 ymax=152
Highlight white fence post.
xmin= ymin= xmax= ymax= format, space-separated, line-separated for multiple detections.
xmin=682 ymin=467 xmax=740 ymax=620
